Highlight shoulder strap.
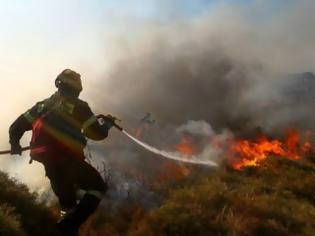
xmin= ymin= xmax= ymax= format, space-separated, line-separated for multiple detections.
xmin=37 ymin=93 xmax=63 ymax=119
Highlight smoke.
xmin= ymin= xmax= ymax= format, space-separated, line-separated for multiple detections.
xmin=83 ymin=1 xmax=315 ymax=198
xmin=94 ymin=1 xmax=315 ymax=136
xmin=177 ymin=120 xmax=214 ymax=136
xmin=2 ymin=1 xmax=315 ymax=204
xmin=122 ymin=129 xmax=218 ymax=166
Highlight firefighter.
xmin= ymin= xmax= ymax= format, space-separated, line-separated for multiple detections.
xmin=9 ymin=69 xmax=114 ymax=235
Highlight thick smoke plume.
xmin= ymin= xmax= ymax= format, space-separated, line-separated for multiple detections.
xmin=85 ymin=2 xmax=315 ymax=201
xmin=3 ymin=1 xmax=315 ymax=204
xmin=94 ymin=1 xmax=315 ymax=136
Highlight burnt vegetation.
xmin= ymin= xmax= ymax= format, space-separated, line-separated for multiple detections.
xmin=2 ymin=73 xmax=315 ymax=235
xmin=1 ymin=153 xmax=315 ymax=235
xmin=79 ymin=154 xmax=315 ymax=236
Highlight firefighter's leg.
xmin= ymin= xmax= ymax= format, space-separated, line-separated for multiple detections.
xmin=50 ymin=178 xmax=77 ymax=211
xmin=57 ymin=160 xmax=107 ymax=230
xmin=45 ymin=163 xmax=77 ymax=210
xmin=45 ymin=159 xmax=79 ymax=236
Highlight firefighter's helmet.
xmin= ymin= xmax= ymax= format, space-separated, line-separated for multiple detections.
xmin=55 ymin=69 xmax=82 ymax=96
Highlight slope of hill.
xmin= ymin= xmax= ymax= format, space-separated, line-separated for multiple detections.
xmin=0 ymin=172 xmax=59 ymax=236
xmin=81 ymin=155 xmax=315 ymax=236
xmin=1 ymin=155 xmax=315 ymax=236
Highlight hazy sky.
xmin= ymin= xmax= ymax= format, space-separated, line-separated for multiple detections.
xmin=0 ymin=0 xmax=304 ymax=190
xmin=0 ymin=0 xmax=288 ymax=107
xmin=0 ymin=0 xmax=239 ymax=136
xmin=0 ymin=0 xmax=221 ymax=187
xmin=0 ymin=0 xmax=300 ymax=147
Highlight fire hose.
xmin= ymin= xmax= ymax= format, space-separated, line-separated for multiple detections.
xmin=0 ymin=146 xmax=31 ymax=155
xmin=0 ymin=117 xmax=218 ymax=167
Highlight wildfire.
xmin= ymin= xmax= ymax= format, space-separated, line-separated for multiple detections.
xmin=175 ymin=135 xmax=195 ymax=155
xmin=135 ymin=124 xmax=150 ymax=138
xmin=135 ymin=126 xmax=144 ymax=138
xmin=173 ymin=128 xmax=312 ymax=172
xmin=228 ymin=129 xmax=312 ymax=170
xmin=158 ymin=162 xmax=191 ymax=181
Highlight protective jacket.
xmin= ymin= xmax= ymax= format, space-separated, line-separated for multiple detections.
xmin=9 ymin=92 xmax=109 ymax=161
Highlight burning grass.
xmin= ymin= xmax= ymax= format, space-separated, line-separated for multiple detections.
xmin=175 ymin=135 xmax=196 ymax=155
xmin=228 ymin=129 xmax=312 ymax=170
xmin=1 ymin=129 xmax=315 ymax=235
xmin=82 ymin=153 xmax=315 ymax=236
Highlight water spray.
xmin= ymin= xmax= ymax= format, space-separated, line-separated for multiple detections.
xmin=121 ymin=130 xmax=217 ymax=167
xmin=0 ymin=117 xmax=218 ymax=167
xmin=100 ymin=115 xmax=217 ymax=167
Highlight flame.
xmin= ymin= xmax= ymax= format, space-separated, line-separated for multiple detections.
xmin=154 ymin=134 xmax=196 ymax=180
xmin=175 ymin=135 xmax=195 ymax=155
xmin=135 ymin=126 xmax=144 ymax=138
xmin=228 ymin=129 xmax=312 ymax=170
xmin=158 ymin=162 xmax=191 ymax=182
xmin=135 ymin=124 xmax=149 ymax=138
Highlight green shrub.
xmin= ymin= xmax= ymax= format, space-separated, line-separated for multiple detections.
xmin=82 ymin=156 xmax=315 ymax=236
xmin=0 ymin=203 xmax=26 ymax=236
xmin=0 ymin=172 xmax=59 ymax=236
xmin=132 ymin=157 xmax=315 ymax=236
xmin=2 ymin=155 xmax=315 ymax=236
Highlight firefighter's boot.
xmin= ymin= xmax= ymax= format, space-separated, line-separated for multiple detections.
xmin=56 ymin=194 xmax=101 ymax=234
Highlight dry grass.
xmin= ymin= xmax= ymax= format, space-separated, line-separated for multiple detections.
xmin=1 ymin=155 xmax=315 ymax=236
xmin=83 ymin=155 xmax=315 ymax=236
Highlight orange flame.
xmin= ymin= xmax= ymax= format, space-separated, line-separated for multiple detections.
xmin=163 ymin=135 xmax=196 ymax=180
xmin=158 ymin=162 xmax=191 ymax=182
xmin=228 ymin=129 xmax=312 ymax=170
xmin=135 ymin=126 xmax=144 ymax=138
xmin=175 ymin=135 xmax=195 ymax=155
xmin=135 ymin=124 xmax=150 ymax=138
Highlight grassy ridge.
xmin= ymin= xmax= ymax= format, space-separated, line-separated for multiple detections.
xmin=1 ymin=155 xmax=315 ymax=235
xmin=83 ymin=156 xmax=315 ymax=236
xmin=0 ymin=172 xmax=59 ymax=236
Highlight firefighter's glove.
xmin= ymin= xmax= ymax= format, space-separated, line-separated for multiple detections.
xmin=97 ymin=114 xmax=116 ymax=129
xmin=11 ymin=143 xmax=22 ymax=156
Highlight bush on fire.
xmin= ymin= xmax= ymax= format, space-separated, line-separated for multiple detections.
xmin=1 ymin=155 xmax=315 ymax=235
xmin=83 ymin=155 xmax=315 ymax=236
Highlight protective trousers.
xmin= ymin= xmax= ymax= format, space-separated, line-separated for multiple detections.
xmin=42 ymin=151 xmax=107 ymax=227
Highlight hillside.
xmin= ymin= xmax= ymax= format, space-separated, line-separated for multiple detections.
xmin=1 ymin=154 xmax=315 ymax=235
xmin=0 ymin=172 xmax=59 ymax=236
xmin=80 ymin=154 xmax=315 ymax=236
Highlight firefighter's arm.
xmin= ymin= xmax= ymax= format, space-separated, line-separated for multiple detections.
xmin=9 ymin=111 xmax=32 ymax=155
xmin=81 ymin=105 xmax=113 ymax=141
xmin=9 ymin=106 xmax=38 ymax=155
